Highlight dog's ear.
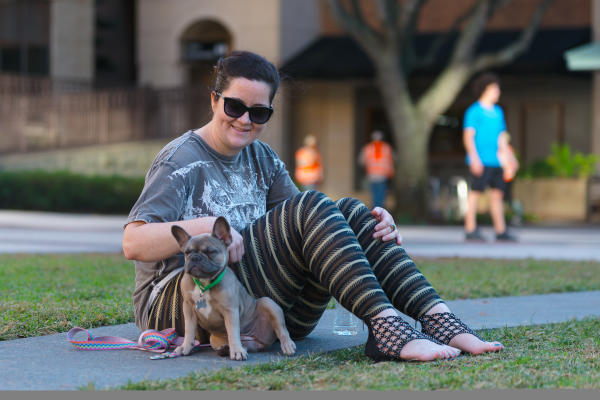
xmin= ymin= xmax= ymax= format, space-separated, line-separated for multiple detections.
xmin=171 ymin=225 xmax=191 ymax=252
xmin=212 ymin=217 xmax=232 ymax=247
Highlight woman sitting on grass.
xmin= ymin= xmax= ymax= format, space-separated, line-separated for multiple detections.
xmin=122 ymin=50 xmax=504 ymax=362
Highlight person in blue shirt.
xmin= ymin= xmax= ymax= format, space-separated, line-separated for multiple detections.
xmin=462 ymin=73 xmax=516 ymax=242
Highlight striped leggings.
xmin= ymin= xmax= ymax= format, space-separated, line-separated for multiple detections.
xmin=148 ymin=191 xmax=443 ymax=339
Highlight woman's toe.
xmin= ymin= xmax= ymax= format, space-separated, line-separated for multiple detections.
xmin=449 ymin=333 xmax=505 ymax=355
xmin=488 ymin=341 xmax=504 ymax=351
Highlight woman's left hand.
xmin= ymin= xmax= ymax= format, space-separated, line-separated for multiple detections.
xmin=371 ymin=207 xmax=402 ymax=245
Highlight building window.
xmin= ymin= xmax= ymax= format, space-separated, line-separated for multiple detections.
xmin=0 ymin=0 xmax=50 ymax=75
xmin=181 ymin=41 xmax=228 ymax=62
xmin=179 ymin=19 xmax=232 ymax=87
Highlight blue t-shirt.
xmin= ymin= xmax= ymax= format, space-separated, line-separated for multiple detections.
xmin=463 ymin=101 xmax=506 ymax=167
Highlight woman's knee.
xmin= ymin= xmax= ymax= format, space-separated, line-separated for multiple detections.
xmin=335 ymin=197 xmax=370 ymax=221
xmin=336 ymin=196 xmax=366 ymax=209
xmin=293 ymin=189 xmax=329 ymax=202
xmin=287 ymin=190 xmax=336 ymax=214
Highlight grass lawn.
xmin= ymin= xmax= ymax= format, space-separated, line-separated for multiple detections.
xmin=0 ymin=254 xmax=133 ymax=341
xmin=2 ymin=254 xmax=600 ymax=341
xmin=114 ymin=317 xmax=600 ymax=390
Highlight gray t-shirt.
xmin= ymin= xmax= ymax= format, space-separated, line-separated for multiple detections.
xmin=126 ymin=130 xmax=299 ymax=330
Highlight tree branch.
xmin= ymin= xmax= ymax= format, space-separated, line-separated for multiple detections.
xmin=399 ymin=0 xmax=428 ymax=74
xmin=399 ymin=0 xmax=427 ymax=31
xmin=420 ymin=0 xmax=514 ymax=68
xmin=416 ymin=1 xmax=479 ymax=68
xmin=472 ymin=0 xmax=555 ymax=72
xmin=325 ymin=0 xmax=385 ymax=56
xmin=450 ymin=0 xmax=493 ymax=64
xmin=376 ymin=0 xmax=399 ymax=41
xmin=416 ymin=0 xmax=553 ymax=124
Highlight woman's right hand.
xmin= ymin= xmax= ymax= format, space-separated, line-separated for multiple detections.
xmin=228 ymin=227 xmax=245 ymax=264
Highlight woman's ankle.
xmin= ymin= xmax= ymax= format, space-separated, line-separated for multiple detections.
xmin=372 ymin=307 xmax=399 ymax=320
xmin=424 ymin=302 xmax=450 ymax=316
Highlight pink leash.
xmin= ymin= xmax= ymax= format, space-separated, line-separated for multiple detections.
xmin=67 ymin=326 xmax=210 ymax=360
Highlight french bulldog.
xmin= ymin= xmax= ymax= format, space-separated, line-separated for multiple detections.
xmin=170 ymin=217 xmax=296 ymax=360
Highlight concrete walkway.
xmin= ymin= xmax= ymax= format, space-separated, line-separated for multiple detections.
xmin=2 ymin=290 xmax=600 ymax=390
xmin=1 ymin=210 xmax=599 ymax=260
xmin=402 ymin=224 xmax=600 ymax=261
xmin=0 ymin=210 xmax=125 ymax=254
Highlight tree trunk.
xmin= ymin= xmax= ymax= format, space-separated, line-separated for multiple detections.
xmin=374 ymin=55 xmax=434 ymax=220
xmin=388 ymin=107 xmax=433 ymax=220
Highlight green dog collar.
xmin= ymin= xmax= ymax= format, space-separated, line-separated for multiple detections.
xmin=193 ymin=268 xmax=226 ymax=293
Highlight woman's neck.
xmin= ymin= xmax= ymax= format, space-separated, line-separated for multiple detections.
xmin=195 ymin=123 xmax=237 ymax=157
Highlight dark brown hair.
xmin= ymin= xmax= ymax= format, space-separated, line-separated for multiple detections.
xmin=213 ymin=51 xmax=280 ymax=103
xmin=471 ymin=72 xmax=501 ymax=98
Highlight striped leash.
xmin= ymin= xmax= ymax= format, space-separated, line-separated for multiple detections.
xmin=67 ymin=326 xmax=210 ymax=360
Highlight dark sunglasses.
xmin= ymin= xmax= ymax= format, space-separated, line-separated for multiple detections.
xmin=214 ymin=92 xmax=273 ymax=124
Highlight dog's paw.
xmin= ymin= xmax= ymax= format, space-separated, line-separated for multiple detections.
xmin=280 ymin=339 xmax=296 ymax=356
xmin=230 ymin=346 xmax=248 ymax=361
xmin=215 ymin=345 xmax=230 ymax=357
xmin=174 ymin=344 xmax=193 ymax=356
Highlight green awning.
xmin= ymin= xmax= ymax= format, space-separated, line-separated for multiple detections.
xmin=564 ymin=41 xmax=600 ymax=71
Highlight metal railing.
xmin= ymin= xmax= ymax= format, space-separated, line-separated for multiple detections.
xmin=0 ymin=74 xmax=211 ymax=154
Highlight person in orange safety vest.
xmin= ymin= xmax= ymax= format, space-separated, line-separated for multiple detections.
xmin=358 ymin=130 xmax=395 ymax=208
xmin=295 ymin=134 xmax=323 ymax=191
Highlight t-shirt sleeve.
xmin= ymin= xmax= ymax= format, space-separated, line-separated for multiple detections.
xmin=463 ymin=105 xmax=477 ymax=130
xmin=125 ymin=160 xmax=187 ymax=226
xmin=266 ymin=149 xmax=300 ymax=211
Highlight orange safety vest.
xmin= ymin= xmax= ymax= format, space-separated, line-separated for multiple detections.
xmin=294 ymin=146 xmax=323 ymax=186
xmin=364 ymin=141 xmax=394 ymax=178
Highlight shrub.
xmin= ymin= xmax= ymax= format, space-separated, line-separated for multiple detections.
xmin=518 ymin=143 xmax=598 ymax=179
xmin=0 ymin=170 xmax=145 ymax=213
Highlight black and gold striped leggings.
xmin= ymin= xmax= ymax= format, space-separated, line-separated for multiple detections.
xmin=148 ymin=191 xmax=443 ymax=339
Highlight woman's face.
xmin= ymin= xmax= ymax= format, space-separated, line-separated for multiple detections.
xmin=210 ymin=77 xmax=272 ymax=156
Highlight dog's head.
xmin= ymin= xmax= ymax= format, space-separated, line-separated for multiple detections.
xmin=171 ymin=216 xmax=232 ymax=279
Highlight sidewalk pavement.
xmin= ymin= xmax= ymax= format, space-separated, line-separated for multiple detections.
xmin=1 ymin=210 xmax=599 ymax=260
xmin=0 ymin=210 xmax=125 ymax=254
xmin=2 ymin=290 xmax=600 ymax=390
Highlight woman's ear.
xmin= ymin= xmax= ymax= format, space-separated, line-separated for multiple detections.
xmin=210 ymin=92 xmax=218 ymax=114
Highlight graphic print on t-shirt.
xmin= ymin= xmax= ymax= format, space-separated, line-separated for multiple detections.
xmin=169 ymin=160 xmax=267 ymax=232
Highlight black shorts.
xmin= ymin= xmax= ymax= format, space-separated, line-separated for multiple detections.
xmin=469 ymin=166 xmax=506 ymax=193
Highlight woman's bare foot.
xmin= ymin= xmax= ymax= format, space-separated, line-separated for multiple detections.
xmin=366 ymin=308 xmax=461 ymax=362
xmin=398 ymin=338 xmax=461 ymax=361
xmin=448 ymin=333 xmax=504 ymax=355
xmin=421 ymin=303 xmax=504 ymax=355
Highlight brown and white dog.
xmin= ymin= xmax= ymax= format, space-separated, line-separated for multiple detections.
xmin=170 ymin=217 xmax=296 ymax=360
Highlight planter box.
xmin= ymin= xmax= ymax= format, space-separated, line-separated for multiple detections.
xmin=513 ymin=177 xmax=589 ymax=222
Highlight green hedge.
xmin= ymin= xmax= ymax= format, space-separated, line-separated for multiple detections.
xmin=0 ymin=170 xmax=145 ymax=214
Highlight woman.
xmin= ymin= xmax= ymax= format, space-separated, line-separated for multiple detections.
xmin=122 ymin=51 xmax=504 ymax=362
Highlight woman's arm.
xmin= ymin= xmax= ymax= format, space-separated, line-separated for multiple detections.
xmin=123 ymin=216 xmax=246 ymax=264
xmin=122 ymin=217 xmax=217 ymax=262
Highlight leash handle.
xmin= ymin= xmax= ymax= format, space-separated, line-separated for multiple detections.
xmin=67 ymin=326 xmax=209 ymax=358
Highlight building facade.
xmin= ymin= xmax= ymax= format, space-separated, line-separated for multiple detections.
xmin=1 ymin=0 xmax=599 ymax=208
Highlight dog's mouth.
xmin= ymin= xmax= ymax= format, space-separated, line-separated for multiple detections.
xmin=186 ymin=263 xmax=222 ymax=279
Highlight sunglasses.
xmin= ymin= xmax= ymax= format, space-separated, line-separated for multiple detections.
xmin=214 ymin=92 xmax=273 ymax=124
